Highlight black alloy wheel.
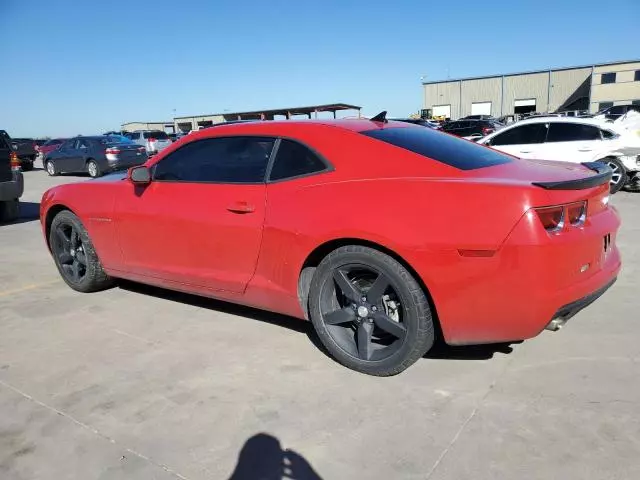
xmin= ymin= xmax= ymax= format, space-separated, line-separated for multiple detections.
xmin=49 ymin=210 xmax=114 ymax=292
xmin=51 ymin=222 xmax=88 ymax=284
xmin=309 ymin=246 xmax=434 ymax=376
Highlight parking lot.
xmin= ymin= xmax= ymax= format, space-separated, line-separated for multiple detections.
xmin=1 ymin=162 xmax=639 ymax=479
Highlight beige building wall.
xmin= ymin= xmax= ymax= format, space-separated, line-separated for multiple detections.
xmin=503 ymin=72 xmax=549 ymax=114
xmin=459 ymin=78 xmax=502 ymax=117
xmin=549 ymin=68 xmax=591 ymax=112
xmin=590 ymin=62 xmax=640 ymax=112
xmin=424 ymin=81 xmax=461 ymax=118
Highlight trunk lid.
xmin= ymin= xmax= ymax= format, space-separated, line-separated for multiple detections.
xmin=107 ymin=142 xmax=147 ymax=164
xmin=472 ymin=158 xmax=611 ymax=190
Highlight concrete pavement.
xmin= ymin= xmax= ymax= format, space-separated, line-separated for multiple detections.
xmin=1 ymin=165 xmax=639 ymax=479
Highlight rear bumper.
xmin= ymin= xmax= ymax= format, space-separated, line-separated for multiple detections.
xmin=416 ymin=203 xmax=621 ymax=346
xmin=0 ymin=171 xmax=24 ymax=201
xmin=545 ymin=277 xmax=616 ymax=330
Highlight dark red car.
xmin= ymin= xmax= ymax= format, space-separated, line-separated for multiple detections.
xmin=37 ymin=138 xmax=66 ymax=157
xmin=40 ymin=117 xmax=621 ymax=376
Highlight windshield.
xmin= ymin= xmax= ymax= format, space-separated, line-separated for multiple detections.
xmin=361 ymin=126 xmax=512 ymax=170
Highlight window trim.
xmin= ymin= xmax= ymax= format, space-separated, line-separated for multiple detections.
xmin=151 ymin=134 xmax=279 ymax=185
xmin=265 ymin=136 xmax=334 ymax=184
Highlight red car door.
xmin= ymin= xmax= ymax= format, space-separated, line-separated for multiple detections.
xmin=113 ymin=136 xmax=275 ymax=293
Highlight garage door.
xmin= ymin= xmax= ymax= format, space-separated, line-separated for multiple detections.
xmin=432 ymin=105 xmax=451 ymax=118
xmin=471 ymin=102 xmax=492 ymax=116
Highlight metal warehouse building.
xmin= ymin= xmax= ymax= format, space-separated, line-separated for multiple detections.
xmin=423 ymin=59 xmax=640 ymax=120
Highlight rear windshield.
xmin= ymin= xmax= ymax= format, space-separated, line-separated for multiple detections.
xmin=361 ymin=127 xmax=512 ymax=170
xmin=143 ymin=131 xmax=168 ymax=139
xmin=44 ymin=139 xmax=64 ymax=146
xmin=106 ymin=135 xmax=133 ymax=144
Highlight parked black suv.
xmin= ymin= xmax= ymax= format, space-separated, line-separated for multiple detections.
xmin=0 ymin=130 xmax=24 ymax=222
xmin=441 ymin=119 xmax=504 ymax=138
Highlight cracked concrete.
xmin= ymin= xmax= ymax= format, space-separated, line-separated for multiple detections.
xmin=0 ymin=167 xmax=639 ymax=479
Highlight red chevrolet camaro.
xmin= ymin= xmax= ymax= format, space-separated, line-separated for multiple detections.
xmin=40 ymin=116 xmax=621 ymax=376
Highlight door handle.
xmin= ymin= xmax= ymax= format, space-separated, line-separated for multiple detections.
xmin=519 ymin=150 xmax=532 ymax=154
xmin=578 ymin=148 xmax=593 ymax=152
xmin=226 ymin=201 xmax=255 ymax=214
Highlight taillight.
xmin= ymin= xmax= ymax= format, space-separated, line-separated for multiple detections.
xmin=534 ymin=201 xmax=588 ymax=233
xmin=10 ymin=151 xmax=21 ymax=171
xmin=482 ymin=127 xmax=494 ymax=136
xmin=105 ymin=147 xmax=120 ymax=155
xmin=567 ymin=201 xmax=587 ymax=226
xmin=535 ymin=206 xmax=564 ymax=232
xmin=148 ymin=138 xmax=157 ymax=143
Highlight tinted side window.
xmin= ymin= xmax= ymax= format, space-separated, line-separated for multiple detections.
xmin=154 ymin=136 xmax=275 ymax=183
xmin=601 ymin=130 xmax=617 ymax=139
xmin=490 ymin=124 xmax=548 ymax=146
xmin=361 ymin=127 xmax=511 ymax=170
xmin=546 ymin=123 xmax=601 ymax=142
xmin=62 ymin=139 xmax=77 ymax=150
xmin=269 ymin=139 xmax=327 ymax=181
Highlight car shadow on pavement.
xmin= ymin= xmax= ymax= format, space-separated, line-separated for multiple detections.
xmin=228 ymin=433 xmax=323 ymax=480
xmin=0 ymin=201 xmax=40 ymax=226
xmin=424 ymin=341 xmax=517 ymax=360
xmin=118 ymin=280 xmax=517 ymax=363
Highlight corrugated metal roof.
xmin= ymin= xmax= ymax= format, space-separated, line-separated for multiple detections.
xmin=421 ymin=59 xmax=640 ymax=85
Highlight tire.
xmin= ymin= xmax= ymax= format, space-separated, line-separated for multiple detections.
xmin=45 ymin=160 xmax=58 ymax=176
xmin=602 ymin=157 xmax=627 ymax=194
xmin=87 ymin=159 xmax=101 ymax=178
xmin=0 ymin=199 xmax=20 ymax=223
xmin=308 ymin=245 xmax=434 ymax=376
xmin=49 ymin=210 xmax=114 ymax=292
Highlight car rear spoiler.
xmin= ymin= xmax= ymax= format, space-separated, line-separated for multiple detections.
xmin=532 ymin=162 xmax=612 ymax=190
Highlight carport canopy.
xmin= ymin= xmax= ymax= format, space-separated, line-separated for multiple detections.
xmin=221 ymin=103 xmax=362 ymax=121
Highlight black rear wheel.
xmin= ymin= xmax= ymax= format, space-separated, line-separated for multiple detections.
xmin=309 ymin=246 xmax=434 ymax=376
xmin=49 ymin=210 xmax=114 ymax=292
xmin=0 ymin=199 xmax=19 ymax=223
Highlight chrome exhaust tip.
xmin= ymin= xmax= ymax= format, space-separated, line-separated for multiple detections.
xmin=545 ymin=318 xmax=567 ymax=331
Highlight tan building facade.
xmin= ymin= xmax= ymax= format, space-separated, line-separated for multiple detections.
xmin=423 ymin=60 xmax=640 ymax=120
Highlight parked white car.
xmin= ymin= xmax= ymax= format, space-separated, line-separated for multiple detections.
xmin=477 ymin=117 xmax=640 ymax=193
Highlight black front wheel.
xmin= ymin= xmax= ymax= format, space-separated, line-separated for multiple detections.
xmin=49 ymin=210 xmax=114 ymax=292
xmin=309 ymin=246 xmax=435 ymax=376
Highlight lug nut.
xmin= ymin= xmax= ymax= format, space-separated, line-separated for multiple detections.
xmin=371 ymin=306 xmax=377 ymax=311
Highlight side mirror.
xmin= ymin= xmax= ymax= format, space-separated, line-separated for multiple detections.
xmin=129 ymin=165 xmax=151 ymax=184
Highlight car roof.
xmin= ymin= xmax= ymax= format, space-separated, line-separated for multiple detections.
xmin=194 ymin=119 xmax=413 ymax=134
xmin=517 ymin=116 xmax=610 ymax=127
